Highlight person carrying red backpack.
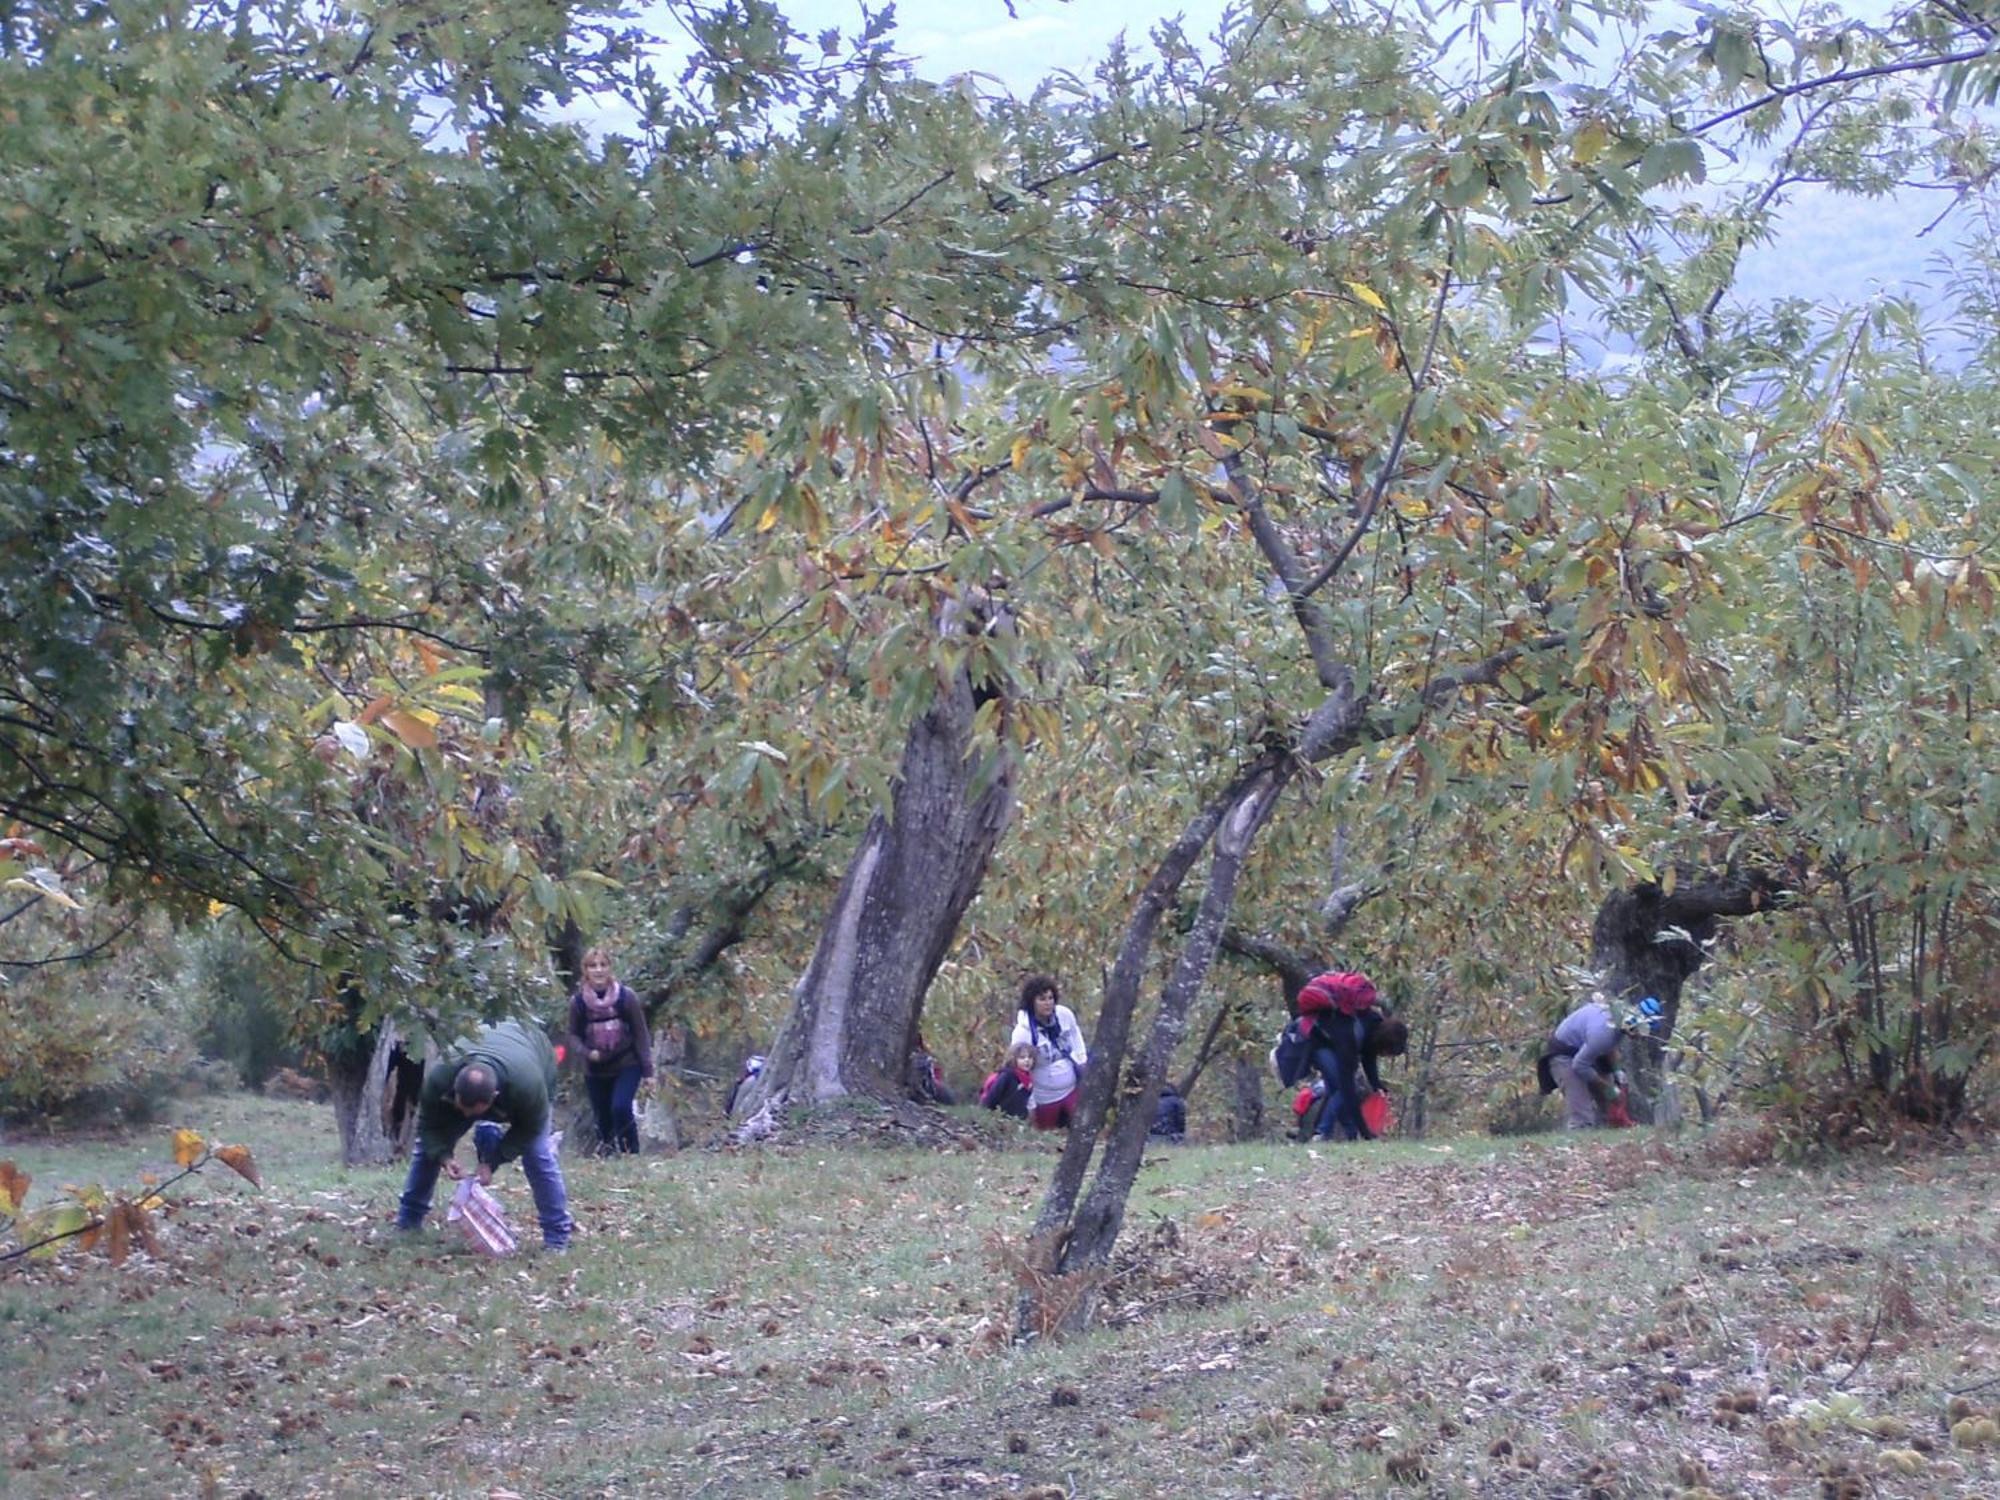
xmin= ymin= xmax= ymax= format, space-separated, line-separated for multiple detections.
xmin=1295 ymin=971 xmax=1396 ymax=1142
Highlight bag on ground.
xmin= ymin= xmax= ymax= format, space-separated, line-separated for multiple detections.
xmin=446 ymin=1178 xmax=518 ymax=1257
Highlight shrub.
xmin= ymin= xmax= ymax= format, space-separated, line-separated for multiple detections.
xmin=183 ymin=923 xmax=304 ymax=1089
xmin=1483 ymin=1088 xmax=1559 ymax=1137
xmin=0 ymin=919 xmax=200 ymax=1125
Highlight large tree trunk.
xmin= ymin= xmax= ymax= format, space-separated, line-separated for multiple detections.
xmin=1589 ymin=872 xmax=1784 ymax=1122
xmin=739 ymin=602 xmax=1016 ymax=1117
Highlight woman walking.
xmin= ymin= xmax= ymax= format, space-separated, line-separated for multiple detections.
xmin=566 ymin=948 xmax=654 ymax=1154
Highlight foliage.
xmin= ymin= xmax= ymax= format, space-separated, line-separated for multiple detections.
xmin=0 ymin=1126 xmax=258 ymax=1267
xmin=0 ymin=910 xmax=201 ymax=1123
xmin=1 ymin=0 xmax=1997 ymax=1155
xmin=1483 ymin=1086 xmax=1561 ymax=1138
xmin=179 ymin=920 xmax=306 ymax=1090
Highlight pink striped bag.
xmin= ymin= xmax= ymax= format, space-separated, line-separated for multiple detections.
xmin=446 ymin=1178 xmax=519 ymax=1257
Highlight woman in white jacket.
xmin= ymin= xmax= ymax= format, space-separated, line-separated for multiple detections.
xmin=1009 ymin=974 xmax=1088 ymax=1129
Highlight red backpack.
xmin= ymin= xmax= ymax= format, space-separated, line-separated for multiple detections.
xmin=1298 ymin=970 xmax=1378 ymax=1018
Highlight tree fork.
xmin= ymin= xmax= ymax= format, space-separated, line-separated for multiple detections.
xmin=1589 ymin=869 xmax=1787 ymax=1121
xmin=1017 ymin=757 xmax=1287 ymax=1340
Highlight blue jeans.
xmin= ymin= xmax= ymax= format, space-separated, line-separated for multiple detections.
xmin=396 ymin=1121 xmax=573 ymax=1248
xmin=1310 ymin=1045 xmax=1365 ymax=1141
xmin=585 ymin=1065 xmax=644 ymax=1155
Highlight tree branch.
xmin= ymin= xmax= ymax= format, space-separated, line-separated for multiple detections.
xmin=1301 ymin=258 xmax=1454 ymax=600
xmin=1692 ymin=46 xmax=1992 ymax=136
xmin=0 ymin=915 xmax=139 ymax=971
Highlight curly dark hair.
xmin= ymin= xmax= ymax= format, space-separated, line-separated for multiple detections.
xmin=1019 ymin=973 xmax=1060 ymax=1010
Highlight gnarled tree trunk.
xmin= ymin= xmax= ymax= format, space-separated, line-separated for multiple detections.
xmin=738 ymin=600 xmax=1016 ymax=1118
xmin=331 ymin=1018 xmax=405 ymax=1167
xmin=1589 ymin=871 xmax=1785 ymax=1123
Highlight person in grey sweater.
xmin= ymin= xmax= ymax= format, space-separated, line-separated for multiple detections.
xmin=1541 ymin=994 xmax=1661 ymax=1128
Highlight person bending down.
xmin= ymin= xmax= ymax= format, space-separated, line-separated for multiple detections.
xmin=395 ymin=1020 xmax=573 ymax=1250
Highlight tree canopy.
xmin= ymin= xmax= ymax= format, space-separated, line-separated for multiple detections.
xmin=3 ymin=0 xmax=1995 ymax=1169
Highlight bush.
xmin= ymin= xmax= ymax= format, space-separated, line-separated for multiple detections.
xmin=183 ymin=923 xmax=303 ymax=1089
xmin=1484 ymin=1087 xmax=1559 ymax=1137
xmin=0 ymin=920 xmax=201 ymax=1125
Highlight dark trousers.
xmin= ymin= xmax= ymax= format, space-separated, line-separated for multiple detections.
xmin=586 ymin=1065 xmax=644 ymax=1154
xmin=1309 ymin=1045 xmax=1366 ymax=1141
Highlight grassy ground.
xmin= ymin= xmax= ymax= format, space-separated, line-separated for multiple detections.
xmin=1 ymin=1094 xmax=1995 ymax=1499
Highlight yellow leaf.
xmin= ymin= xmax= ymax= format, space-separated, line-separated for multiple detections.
xmin=1345 ymin=280 xmax=1387 ymax=312
xmin=754 ymin=504 xmax=780 ymax=533
xmin=171 ymin=1128 xmax=205 ymax=1168
xmin=215 ymin=1144 xmax=262 ymax=1189
xmin=0 ymin=1160 xmax=28 ymax=1216
xmin=1573 ymin=119 xmax=1611 ymax=165
xmin=379 ymin=708 xmax=438 ymax=752
xmin=1010 ymin=435 xmax=1031 ymax=471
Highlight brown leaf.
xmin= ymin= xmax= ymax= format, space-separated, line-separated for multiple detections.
xmin=379 ymin=708 xmax=438 ymax=751
xmin=215 ymin=1144 xmax=262 ymax=1189
xmin=107 ymin=1203 xmax=131 ymax=1265
xmin=0 ymin=1159 xmax=28 ymax=1215
xmin=171 ymin=1128 xmax=206 ymax=1168
xmin=130 ymin=1201 xmax=160 ymax=1258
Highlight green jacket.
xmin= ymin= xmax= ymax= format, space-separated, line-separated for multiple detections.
xmin=414 ymin=1021 xmax=558 ymax=1167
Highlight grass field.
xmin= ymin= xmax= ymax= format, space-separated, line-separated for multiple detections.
xmin=1 ymin=1093 xmax=1995 ymax=1498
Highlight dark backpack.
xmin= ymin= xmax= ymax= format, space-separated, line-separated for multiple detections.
xmin=1271 ymin=1017 xmax=1314 ymax=1087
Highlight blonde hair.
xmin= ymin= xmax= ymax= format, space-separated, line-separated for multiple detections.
xmin=582 ymin=947 xmax=612 ymax=968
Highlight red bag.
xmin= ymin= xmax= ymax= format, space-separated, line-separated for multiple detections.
xmin=1360 ymin=1090 xmax=1393 ymax=1136
xmin=1605 ymin=1095 xmax=1634 ymax=1129
xmin=1292 ymin=1083 xmax=1319 ymax=1118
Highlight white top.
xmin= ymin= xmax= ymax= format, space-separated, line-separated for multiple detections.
xmin=1010 ymin=1004 xmax=1089 ymax=1106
